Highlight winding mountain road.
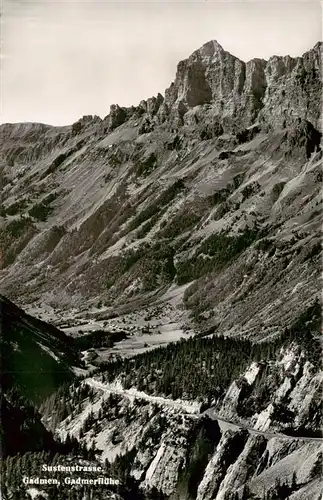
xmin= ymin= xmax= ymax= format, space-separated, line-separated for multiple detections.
xmin=203 ymin=408 xmax=323 ymax=443
xmin=85 ymin=378 xmax=323 ymax=443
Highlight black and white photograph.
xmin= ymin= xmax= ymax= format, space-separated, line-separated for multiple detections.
xmin=0 ymin=1 xmax=322 ymax=499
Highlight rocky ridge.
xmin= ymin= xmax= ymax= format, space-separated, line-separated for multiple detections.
xmin=0 ymin=41 xmax=321 ymax=342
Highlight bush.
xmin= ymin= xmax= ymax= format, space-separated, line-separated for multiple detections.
xmin=5 ymin=199 xmax=29 ymax=216
xmin=6 ymin=216 xmax=34 ymax=238
xmin=28 ymin=192 xmax=58 ymax=221
xmin=136 ymin=213 xmax=162 ymax=239
xmin=157 ymin=210 xmax=201 ymax=239
xmin=241 ymin=181 xmax=260 ymax=201
xmin=135 ymin=153 xmax=158 ymax=177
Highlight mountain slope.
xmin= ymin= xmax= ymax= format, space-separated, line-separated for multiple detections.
xmin=0 ymin=391 xmax=58 ymax=457
xmin=0 ymin=296 xmax=83 ymax=464
xmin=0 ymin=294 xmax=80 ymax=403
xmin=0 ymin=40 xmax=321 ymax=341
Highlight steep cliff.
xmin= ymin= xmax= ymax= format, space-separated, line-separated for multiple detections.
xmin=38 ymin=342 xmax=322 ymax=500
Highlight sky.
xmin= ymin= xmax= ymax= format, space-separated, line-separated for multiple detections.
xmin=0 ymin=0 xmax=322 ymax=126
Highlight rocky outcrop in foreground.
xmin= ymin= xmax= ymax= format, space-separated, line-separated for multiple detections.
xmin=48 ymin=345 xmax=322 ymax=500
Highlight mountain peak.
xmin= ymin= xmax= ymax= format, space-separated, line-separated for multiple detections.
xmin=197 ymin=39 xmax=225 ymax=57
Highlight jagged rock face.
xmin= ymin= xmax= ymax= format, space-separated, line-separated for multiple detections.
xmin=161 ymin=40 xmax=266 ymax=129
xmin=287 ymin=361 xmax=323 ymax=431
xmin=0 ymin=40 xmax=321 ymax=337
xmin=216 ymin=434 xmax=267 ymax=499
xmin=260 ymin=41 xmax=322 ymax=131
xmin=283 ymin=118 xmax=322 ymax=159
xmin=196 ymin=429 xmax=248 ymax=500
xmin=48 ymin=369 xmax=322 ymax=500
xmin=217 ymin=345 xmax=323 ymax=436
xmin=105 ymin=104 xmax=129 ymax=131
xmin=160 ymin=39 xmax=321 ymax=132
